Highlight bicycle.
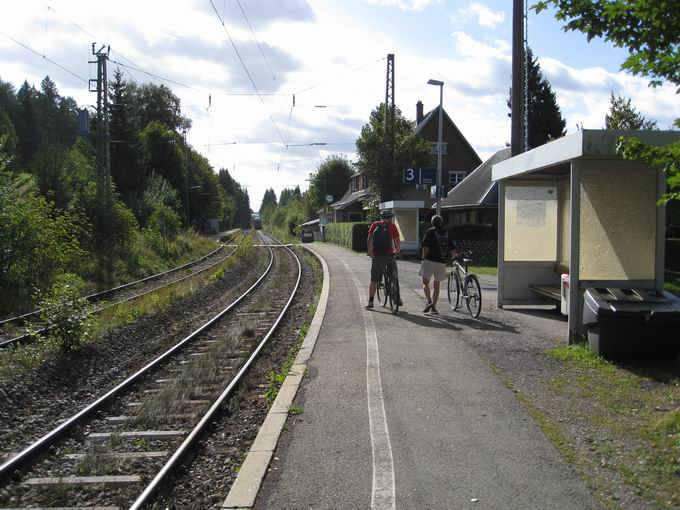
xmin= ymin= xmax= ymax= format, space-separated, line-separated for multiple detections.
xmin=447 ymin=251 xmax=482 ymax=318
xmin=375 ymin=254 xmax=400 ymax=314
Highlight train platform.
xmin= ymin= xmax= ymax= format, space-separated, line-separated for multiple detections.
xmin=224 ymin=242 xmax=598 ymax=509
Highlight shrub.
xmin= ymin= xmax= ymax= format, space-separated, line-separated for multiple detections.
xmin=147 ymin=204 xmax=181 ymax=242
xmin=0 ymin=173 xmax=86 ymax=313
xmin=325 ymin=222 xmax=370 ymax=251
xmin=35 ymin=273 xmax=93 ymax=353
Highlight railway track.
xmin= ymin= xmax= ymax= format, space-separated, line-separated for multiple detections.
xmin=0 ymin=232 xmax=241 ymax=349
xmin=0 ymin=232 xmax=302 ymax=509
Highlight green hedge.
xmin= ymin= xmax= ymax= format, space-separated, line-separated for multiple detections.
xmin=325 ymin=222 xmax=370 ymax=251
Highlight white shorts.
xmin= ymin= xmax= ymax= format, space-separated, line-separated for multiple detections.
xmin=418 ymin=259 xmax=448 ymax=282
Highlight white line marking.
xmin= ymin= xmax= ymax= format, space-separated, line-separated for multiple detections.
xmin=339 ymin=257 xmax=396 ymax=510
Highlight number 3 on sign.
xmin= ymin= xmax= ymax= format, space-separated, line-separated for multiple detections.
xmin=406 ymin=168 xmax=414 ymax=182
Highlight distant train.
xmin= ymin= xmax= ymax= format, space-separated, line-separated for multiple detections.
xmin=252 ymin=217 xmax=262 ymax=230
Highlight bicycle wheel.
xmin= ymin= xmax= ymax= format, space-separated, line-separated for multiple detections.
xmin=447 ymin=272 xmax=461 ymax=310
xmin=464 ymin=274 xmax=482 ymax=318
xmin=389 ymin=276 xmax=400 ymax=314
xmin=381 ymin=270 xmax=390 ymax=307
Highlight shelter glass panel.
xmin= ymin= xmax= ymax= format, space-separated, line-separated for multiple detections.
xmin=579 ymin=167 xmax=656 ymax=280
xmin=504 ymin=184 xmax=558 ymax=261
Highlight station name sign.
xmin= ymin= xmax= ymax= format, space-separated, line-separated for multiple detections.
xmin=403 ymin=167 xmax=437 ymax=186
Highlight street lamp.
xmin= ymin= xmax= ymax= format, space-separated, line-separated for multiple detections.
xmin=428 ymin=79 xmax=444 ymax=216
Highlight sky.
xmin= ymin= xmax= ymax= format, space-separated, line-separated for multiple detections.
xmin=1 ymin=0 xmax=677 ymax=210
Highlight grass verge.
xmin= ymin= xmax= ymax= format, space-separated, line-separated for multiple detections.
xmin=468 ymin=264 xmax=497 ymax=277
xmin=543 ymin=343 xmax=680 ymax=508
xmin=0 ymin=234 xmax=252 ymax=381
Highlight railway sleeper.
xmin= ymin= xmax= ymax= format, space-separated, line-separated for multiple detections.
xmin=63 ymin=451 xmax=169 ymax=460
xmin=86 ymin=431 xmax=186 ymax=441
xmin=22 ymin=475 xmax=141 ymax=487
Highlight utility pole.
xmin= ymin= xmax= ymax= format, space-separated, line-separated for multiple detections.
xmin=89 ymin=44 xmax=112 ymax=286
xmin=511 ymin=0 xmax=525 ymax=157
xmin=89 ymin=44 xmax=111 ymax=208
xmin=384 ymin=53 xmax=395 ymax=202
xmin=183 ymin=130 xmax=190 ymax=226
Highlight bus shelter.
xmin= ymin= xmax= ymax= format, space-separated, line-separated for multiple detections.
xmin=492 ymin=129 xmax=679 ymax=341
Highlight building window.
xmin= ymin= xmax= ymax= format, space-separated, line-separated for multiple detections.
xmin=449 ymin=171 xmax=466 ymax=187
xmin=430 ymin=142 xmax=448 ymax=155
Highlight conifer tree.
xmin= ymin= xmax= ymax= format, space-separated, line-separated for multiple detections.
xmin=508 ymin=48 xmax=566 ymax=149
xmin=604 ymin=92 xmax=657 ymax=130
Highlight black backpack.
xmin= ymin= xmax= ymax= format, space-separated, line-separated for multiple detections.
xmin=371 ymin=221 xmax=390 ymax=254
xmin=434 ymin=228 xmax=450 ymax=260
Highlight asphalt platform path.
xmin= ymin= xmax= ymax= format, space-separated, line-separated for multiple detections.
xmin=255 ymin=243 xmax=598 ymax=510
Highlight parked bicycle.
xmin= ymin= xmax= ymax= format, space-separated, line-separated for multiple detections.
xmin=376 ymin=254 xmax=400 ymax=314
xmin=447 ymin=251 xmax=482 ymax=318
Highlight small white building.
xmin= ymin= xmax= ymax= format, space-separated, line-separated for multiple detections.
xmin=379 ymin=200 xmax=424 ymax=254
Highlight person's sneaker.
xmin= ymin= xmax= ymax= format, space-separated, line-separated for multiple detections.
xmin=365 ymin=301 xmax=374 ymax=309
xmin=430 ymin=306 xmax=439 ymax=315
xmin=423 ymin=302 xmax=433 ymax=313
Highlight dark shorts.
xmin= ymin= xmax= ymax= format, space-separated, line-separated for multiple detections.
xmin=370 ymin=254 xmax=398 ymax=282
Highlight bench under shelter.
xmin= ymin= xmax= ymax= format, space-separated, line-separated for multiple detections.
xmin=492 ymin=129 xmax=680 ymax=341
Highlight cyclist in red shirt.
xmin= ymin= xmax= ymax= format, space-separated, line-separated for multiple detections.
xmin=365 ymin=210 xmax=401 ymax=309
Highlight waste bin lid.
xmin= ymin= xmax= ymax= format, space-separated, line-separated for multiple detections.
xmin=585 ymin=287 xmax=680 ymax=318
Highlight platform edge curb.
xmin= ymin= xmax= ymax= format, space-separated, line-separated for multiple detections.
xmin=221 ymin=244 xmax=330 ymax=509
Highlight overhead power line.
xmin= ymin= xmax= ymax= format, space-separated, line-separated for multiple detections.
xmin=208 ymin=0 xmax=286 ymax=144
xmin=294 ymin=56 xmax=386 ymax=95
xmin=0 ymin=31 xmax=88 ymax=83
xmin=235 ymin=0 xmax=277 ymax=86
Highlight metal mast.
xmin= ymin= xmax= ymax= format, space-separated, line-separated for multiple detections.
xmin=511 ymin=0 xmax=525 ymax=156
xmin=90 ymin=44 xmax=111 ymax=208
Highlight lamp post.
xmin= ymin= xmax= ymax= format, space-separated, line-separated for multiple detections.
xmin=428 ymin=79 xmax=444 ymax=216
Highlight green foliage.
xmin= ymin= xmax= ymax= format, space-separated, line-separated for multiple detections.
xmin=508 ymin=48 xmax=566 ymax=148
xmin=616 ymin=136 xmax=680 ymax=203
xmin=138 ymin=172 xmax=180 ymax=226
xmin=139 ymin=121 xmax=185 ymax=196
xmin=34 ymin=273 xmax=93 ymax=353
xmin=356 ymin=103 xmax=431 ymax=202
xmin=147 ymin=203 xmax=181 ymax=242
xmin=260 ymin=187 xmax=278 ymax=214
xmin=306 ymin=155 xmax=354 ymax=213
xmin=605 ymin=92 xmax=658 ymax=130
xmin=533 ymin=0 xmax=679 ymax=88
xmin=533 ymin=0 xmax=679 ymax=203
xmin=324 ymin=222 xmax=370 ymax=251
xmin=209 ymin=268 xmax=225 ymax=281
xmin=0 ymin=172 xmax=86 ymax=313
xmin=218 ymin=167 xmax=251 ymax=227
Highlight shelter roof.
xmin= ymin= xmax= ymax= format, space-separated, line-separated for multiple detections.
xmin=441 ymin=147 xmax=510 ymax=209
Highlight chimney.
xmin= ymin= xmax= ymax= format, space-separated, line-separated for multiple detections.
xmin=416 ymin=100 xmax=424 ymax=125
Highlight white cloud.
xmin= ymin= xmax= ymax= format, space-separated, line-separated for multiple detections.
xmin=458 ymin=2 xmax=505 ymax=29
xmin=363 ymin=0 xmax=437 ymax=11
xmin=0 ymin=1 xmax=675 ymax=209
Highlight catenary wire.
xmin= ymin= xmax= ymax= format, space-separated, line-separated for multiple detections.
xmin=208 ymin=0 xmax=286 ymax=144
xmin=235 ymin=0 xmax=277 ymax=86
xmin=0 ymin=31 xmax=88 ymax=83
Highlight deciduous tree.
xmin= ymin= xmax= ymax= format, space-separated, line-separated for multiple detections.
xmin=355 ymin=103 xmax=431 ymax=202
xmin=534 ymin=0 xmax=680 ymax=202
